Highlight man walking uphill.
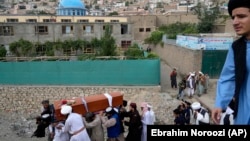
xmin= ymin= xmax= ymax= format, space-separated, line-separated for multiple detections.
xmin=170 ymin=68 xmax=177 ymax=89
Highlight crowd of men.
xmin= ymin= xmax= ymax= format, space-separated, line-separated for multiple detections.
xmin=32 ymin=99 xmax=156 ymax=141
xmin=173 ymin=100 xmax=234 ymax=125
xmin=173 ymin=100 xmax=210 ymax=125
xmin=172 ymin=70 xmax=210 ymax=100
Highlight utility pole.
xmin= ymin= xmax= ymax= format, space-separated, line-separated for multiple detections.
xmin=186 ymin=0 xmax=190 ymax=14
xmin=34 ymin=6 xmax=40 ymax=45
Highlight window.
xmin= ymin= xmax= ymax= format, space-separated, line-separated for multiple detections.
xmin=84 ymin=47 xmax=94 ymax=54
xmin=121 ymin=24 xmax=128 ymax=34
xmin=7 ymin=19 xmax=18 ymax=22
xmin=61 ymin=19 xmax=71 ymax=22
xmin=83 ymin=25 xmax=94 ymax=33
xmin=103 ymin=25 xmax=113 ymax=33
xmin=139 ymin=28 xmax=144 ymax=32
xmin=110 ymin=20 xmax=119 ymax=23
xmin=35 ymin=44 xmax=46 ymax=56
xmin=121 ymin=40 xmax=131 ymax=48
xmin=35 ymin=26 xmax=48 ymax=35
xmin=146 ymin=28 xmax=151 ymax=32
xmin=26 ymin=19 xmax=37 ymax=23
xmin=0 ymin=26 xmax=14 ymax=36
xmin=77 ymin=19 xmax=89 ymax=23
xmin=43 ymin=19 xmax=56 ymax=22
xmin=62 ymin=25 xmax=73 ymax=34
xmin=95 ymin=20 xmax=104 ymax=23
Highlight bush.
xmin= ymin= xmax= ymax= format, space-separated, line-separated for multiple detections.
xmin=144 ymin=31 xmax=164 ymax=45
xmin=78 ymin=54 xmax=96 ymax=60
xmin=159 ymin=22 xmax=198 ymax=39
xmin=0 ymin=46 xmax=7 ymax=57
xmin=147 ymin=52 xmax=159 ymax=59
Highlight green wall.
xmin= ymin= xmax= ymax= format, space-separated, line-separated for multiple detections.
xmin=201 ymin=50 xmax=228 ymax=79
xmin=0 ymin=60 xmax=160 ymax=85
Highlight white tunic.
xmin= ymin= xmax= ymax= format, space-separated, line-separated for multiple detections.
xmin=194 ymin=108 xmax=210 ymax=125
xmin=49 ymin=123 xmax=70 ymax=141
xmin=141 ymin=111 xmax=151 ymax=141
xmin=148 ymin=110 xmax=155 ymax=125
xmin=219 ymin=107 xmax=234 ymax=125
xmin=62 ymin=113 xmax=91 ymax=141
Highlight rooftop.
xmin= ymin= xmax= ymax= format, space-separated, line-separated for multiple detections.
xmin=58 ymin=0 xmax=85 ymax=9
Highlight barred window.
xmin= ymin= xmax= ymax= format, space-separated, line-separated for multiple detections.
xmin=26 ymin=19 xmax=37 ymax=23
xmin=110 ymin=20 xmax=119 ymax=23
xmin=121 ymin=40 xmax=131 ymax=48
xmin=61 ymin=19 xmax=71 ymax=22
xmin=35 ymin=26 xmax=48 ymax=35
xmin=62 ymin=25 xmax=73 ymax=34
xmin=77 ymin=19 xmax=89 ymax=23
xmin=0 ymin=26 xmax=14 ymax=36
xmin=95 ymin=20 xmax=104 ymax=23
xmin=83 ymin=25 xmax=94 ymax=33
xmin=7 ymin=19 xmax=18 ymax=22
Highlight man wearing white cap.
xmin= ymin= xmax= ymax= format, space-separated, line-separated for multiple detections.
xmin=100 ymin=107 xmax=124 ymax=141
xmin=187 ymin=73 xmax=196 ymax=99
xmin=147 ymin=104 xmax=155 ymax=125
xmin=58 ymin=105 xmax=91 ymax=141
xmin=191 ymin=102 xmax=210 ymax=125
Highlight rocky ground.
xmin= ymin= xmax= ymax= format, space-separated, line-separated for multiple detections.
xmin=0 ymin=61 xmax=216 ymax=141
xmin=0 ymin=89 xmax=183 ymax=141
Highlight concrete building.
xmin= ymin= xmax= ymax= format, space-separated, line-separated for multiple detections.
xmin=0 ymin=15 xmax=133 ymax=53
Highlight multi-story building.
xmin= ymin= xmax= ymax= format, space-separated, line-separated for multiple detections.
xmin=0 ymin=15 xmax=134 ymax=55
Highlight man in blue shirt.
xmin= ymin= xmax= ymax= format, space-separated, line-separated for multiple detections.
xmin=212 ymin=0 xmax=250 ymax=124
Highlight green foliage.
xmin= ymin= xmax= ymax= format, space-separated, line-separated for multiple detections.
xmin=156 ymin=2 xmax=163 ymax=8
xmin=124 ymin=43 xmax=144 ymax=59
xmin=125 ymin=1 xmax=129 ymax=6
xmin=90 ymin=38 xmax=101 ymax=48
xmin=159 ymin=22 xmax=198 ymax=39
xmin=109 ymin=11 xmax=118 ymax=16
xmin=9 ymin=38 xmax=33 ymax=56
xmin=78 ymin=54 xmax=96 ymax=60
xmin=144 ymin=31 xmax=164 ymax=45
xmin=192 ymin=2 xmax=221 ymax=33
xmin=9 ymin=41 xmax=20 ymax=56
xmin=72 ymin=40 xmax=80 ymax=50
xmin=53 ymin=39 xmax=63 ymax=51
xmin=160 ymin=41 xmax=164 ymax=47
xmin=147 ymin=52 xmax=159 ymax=59
xmin=0 ymin=46 xmax=7 ymax=57
xmin=99 ymin=25 xmax=117 ymax=56
xmin=43 ymin=41 xmax=55 ymax=56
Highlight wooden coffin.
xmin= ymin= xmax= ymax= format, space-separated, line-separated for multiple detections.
xmin=54 ymin=92 xmax=123 ymax=120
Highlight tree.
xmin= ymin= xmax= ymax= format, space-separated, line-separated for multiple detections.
xmin=109 ymin=11 xmax=118 ymax=16
xmin=99 ymin=25 xmax=117 ymax=56
xmin=192 ymin=2 xmax=221 ymax=33
xmin=124 ymin=43 xmax=144 ymax=59
xmin=43 ymin=41 xmax=54 ymax=56
xmin=0 ymin=45 xmax=7 ymax=57
xmin=159 ymin=22 xmax=198 ymax=39
xmin=9 ymin=38 xmax=33 ymax=57
xmin=144 ymin=31 xmax=164 ymax=45
xmin=125 ymin=1 xmax=129 ymax=6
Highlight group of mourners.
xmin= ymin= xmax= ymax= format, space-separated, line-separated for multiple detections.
xmin=173 ymin=100 xmax=234 ymax=125
xmin=32 ymin=99 xmax=156 ymax=141
xmin=175 ymin=70 xmax=210 ymax=100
